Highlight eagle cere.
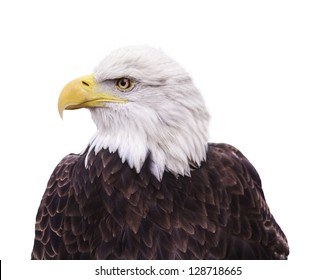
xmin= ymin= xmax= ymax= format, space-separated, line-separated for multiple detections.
xmin=32 ymin=46 xmax=289 ymax=259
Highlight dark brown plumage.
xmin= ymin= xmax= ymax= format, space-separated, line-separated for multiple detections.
xmin=32 ymin=143 xmax=289 ymax=260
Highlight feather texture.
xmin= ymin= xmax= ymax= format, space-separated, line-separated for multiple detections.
xmin=32 ymin=143 xmax=289 ymax=260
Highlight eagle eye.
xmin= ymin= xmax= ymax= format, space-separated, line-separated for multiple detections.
xmin=116 ymin=78 xmax=134 ymax=91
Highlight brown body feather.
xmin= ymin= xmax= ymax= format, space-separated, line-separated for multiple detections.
xmin=32 ymin=143 xmax=289 ymax=259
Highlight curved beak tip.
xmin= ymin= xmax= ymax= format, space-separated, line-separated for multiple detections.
xmin=58 ymin=109 xmax=64 ymax=119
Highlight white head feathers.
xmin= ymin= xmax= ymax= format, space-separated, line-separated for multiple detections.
xmin=88 ymin=46 xmax=209 ymax=180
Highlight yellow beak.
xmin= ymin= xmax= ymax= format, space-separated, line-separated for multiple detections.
xmin=58 ymin=74 xmax=128 ymax=118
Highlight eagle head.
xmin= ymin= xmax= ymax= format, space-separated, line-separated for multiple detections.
xmin=58 ymin=46 xmax=209 ymax=180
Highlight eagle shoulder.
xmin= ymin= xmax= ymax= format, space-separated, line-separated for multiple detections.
xmin=31 ymin=153 xmax=80 ymax=260
xmin=206 ymin=143 xmax=289 ymax=259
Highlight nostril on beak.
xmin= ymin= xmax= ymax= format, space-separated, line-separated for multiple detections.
xmin=81 ymin=80 xmax=90 ymax=87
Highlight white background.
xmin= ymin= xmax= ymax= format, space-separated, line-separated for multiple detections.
xmin=0 ymin=0 xmax=334 ymax=279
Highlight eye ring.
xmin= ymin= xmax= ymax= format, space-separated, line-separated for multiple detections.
xmin=116 ymin=78 xmax=134 ymax=91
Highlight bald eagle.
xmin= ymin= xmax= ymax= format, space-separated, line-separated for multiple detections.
xmin=32 ymin=46 xmax=289 ymax=260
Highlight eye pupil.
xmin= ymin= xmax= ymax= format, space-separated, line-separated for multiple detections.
xmin=120 ymin=79 xmax=127 ymax=87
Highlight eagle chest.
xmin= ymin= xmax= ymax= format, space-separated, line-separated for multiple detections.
xmin=64 ymin=150 xmax=224 ymax=259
